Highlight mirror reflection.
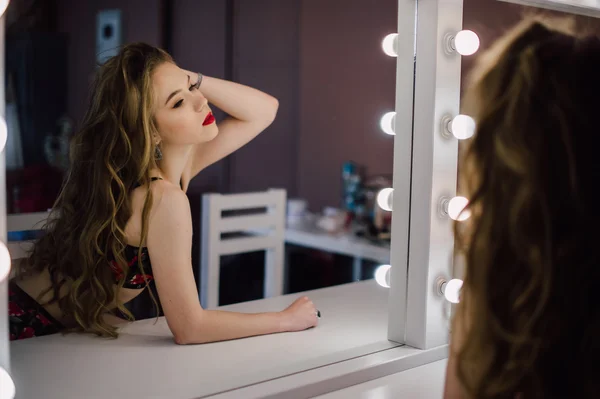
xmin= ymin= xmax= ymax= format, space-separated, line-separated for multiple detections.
xmin=5 ymin=0 xmax=402 ymax=344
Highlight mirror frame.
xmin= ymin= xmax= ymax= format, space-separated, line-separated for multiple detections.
xmin=1 ymin=14 xmax=9 ymax=374
xmin=389 ymin=0 xmax=463 ymax=350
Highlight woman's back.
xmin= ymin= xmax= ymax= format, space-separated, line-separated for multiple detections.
xmin=10 ymin=177 xmax=174 ymax=336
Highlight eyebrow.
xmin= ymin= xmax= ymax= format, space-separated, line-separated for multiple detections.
xmin=165 ymin=74 xmax=190 ymax=105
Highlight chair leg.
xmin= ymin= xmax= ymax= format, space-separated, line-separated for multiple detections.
xmin=264 ymin=248 xmax=284 ymax=298
xmin=200 ymin=253 xmax=220 ymax=309
xmin=352 ymin=257 xmax=363 ymax=282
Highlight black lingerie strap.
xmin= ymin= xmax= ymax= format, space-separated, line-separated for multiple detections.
xmin=133 ymin=176 xmax=163 ymax=189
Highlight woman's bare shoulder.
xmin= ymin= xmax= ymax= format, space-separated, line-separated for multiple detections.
xmin=126 ymin=180 xmax=190 ymax=245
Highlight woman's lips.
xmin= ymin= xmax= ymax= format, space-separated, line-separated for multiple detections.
xmin=203 ymin=112 xmax=215 ymax=126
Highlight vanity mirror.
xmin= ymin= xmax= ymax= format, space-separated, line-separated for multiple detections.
xmin=0 ymin=1 xmax=425 ymax=398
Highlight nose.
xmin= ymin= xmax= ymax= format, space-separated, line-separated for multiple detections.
xmin=194 ymin=91 xmax=207 ymax=112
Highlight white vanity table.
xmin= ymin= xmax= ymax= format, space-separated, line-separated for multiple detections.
xmin=314 ymin=360 xmax=448 ymax=399
xmin=9 ymin=280 xmax=447 ymax=399
xmin=285 ymin=217 xmax=390 ymax=281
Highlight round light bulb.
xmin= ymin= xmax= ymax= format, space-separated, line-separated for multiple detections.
xmin=0 ymin=242 xmax=11 ymax=282
xmin=448 ymin=196 xmax=471 ymax=221
xmin=451 ymin=115 xmax=476 ymax=140
xmin=444 ymin=279 xmax=463 ymax=304
xmin=0 ymin=117 xmax=7 ymax=153
xmin=0 ymin=367 xmax=16 ymax=399
xmin=0 ymin=0 xmax=8 ymax=17
xmin=380 ymin=112 xmax=396 ymax=135
xmin=454 ymin=30 xmax=480 ymax=56
xmin=382 ymin=33 xmax=398 ymax=57
xmin=375 ymin=264 xmax=391 ymax=288
xmin=376 ymin=188 xmax=393 ymax=212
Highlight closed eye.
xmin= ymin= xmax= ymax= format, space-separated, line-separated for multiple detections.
xmin=173 ymin=79 xmax=200 ymax=109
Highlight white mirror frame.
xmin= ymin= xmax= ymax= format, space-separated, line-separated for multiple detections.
xmin=387 ymin=0 xmax=464 ymax=350
xmin=0 ymin=14 xmax=9 ymax=376
xmin=385 ymin=0 xmax=418 ymax=347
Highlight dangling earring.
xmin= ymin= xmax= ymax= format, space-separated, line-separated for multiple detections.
xmin=155 ymin=145 xmax=163 ymax=161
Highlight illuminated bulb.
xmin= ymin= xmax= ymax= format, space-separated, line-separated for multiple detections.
xmin=0 ymin=117 xmax=6 ymax=153
xmin=0 ymin=242 xmax=10 ymax=282
xmin=380 ymin=112 xmax=396 ymax=135
xmin=0 ymin=0 xmax=8 ymax=17
xmin=0 ymin=367 xmax=16 ymax=399
xmin=375 ymin=264 xmax=391 ymax=288
xmin=382 ymin=33 xmax=398 ymax=57
xmin=377 ymin=188 xmax=393 ymax=212
xmin=450 ymin=30 xmax=480 ymax=56
xmin=450 ymin=115 xmax=476 ymax=140
xmin=442 ymin=279 xmax=463 ymax=304
xmin=448 ymin=196 xmax=471 ymax=221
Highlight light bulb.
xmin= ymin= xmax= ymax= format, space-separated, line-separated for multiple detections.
xmin=375 ymin=264 xmax=391 ymax=288
xmin=443 ymin=279 xmax=463 ymax=304
xmin=0 ymin=242 xmax=10 ymax=282
xmin=382 ymin=33 xmax=398 ymax=57
xmin=0 ymin=367 xmax=16 ymax=399
xmin=450 ymin=115 xmax=476 ymax=140
xmin=0 ymin=117 xmax=7 ymax=153
xmin=0 ymin=0 xmax=8 ymax=17
xmin=453 ymin=30 xmax=480 ymax=56
xmin=376 ymin=188 xmax=393 ymax=212
xmin=380 ymin=112 xmax=396 ymax=135
xmin=448 ymin=196 xmax=471 ymax=221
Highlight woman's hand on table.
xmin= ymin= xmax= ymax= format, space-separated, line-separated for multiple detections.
xmin=279 ymin=296 xmax=319 ymax=332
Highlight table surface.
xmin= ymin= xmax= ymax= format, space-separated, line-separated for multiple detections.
xmin=10 ymin=280 xmax=398 ymax=399
xmin=285 ymin=217 xmax=390 ymax=264
xmin=314 ymin=359 xmax=448 ymax=398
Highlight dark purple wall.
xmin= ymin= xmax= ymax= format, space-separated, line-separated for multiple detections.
xmin=229 ymin=0 xmax=301 ymax=197
xmin=298 ymin=0 xmax=397 ymax=211
xmin=56 ymin=0 xmax=163 ymax=138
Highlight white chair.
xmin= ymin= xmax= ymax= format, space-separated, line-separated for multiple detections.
xmin=6 ymin=211 xmax=50 ymax=279
xmin=6 ymin=211 xmax=50 ymax=260
xmin=200 ymin=189 xmax=286 ymax=309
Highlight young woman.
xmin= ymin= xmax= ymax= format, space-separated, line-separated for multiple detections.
xmin=444 ymin=17 xmax=600 ymax=398
xmin=9 ymin=43 xmax=319 ymax=343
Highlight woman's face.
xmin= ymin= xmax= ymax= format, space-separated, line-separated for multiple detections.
xmin=152 ymin=62 xmax=218 ymax=146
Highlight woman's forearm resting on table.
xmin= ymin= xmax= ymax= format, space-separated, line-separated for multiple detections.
xmin=172 ymin=309 xmax=287 ymax=345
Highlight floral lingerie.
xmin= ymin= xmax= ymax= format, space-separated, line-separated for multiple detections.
xmin=8 ymin=245 xmax=154 ymax=341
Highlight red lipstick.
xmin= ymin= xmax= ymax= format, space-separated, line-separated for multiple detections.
xmin=203 ymin=112 xmax=215 ymax=126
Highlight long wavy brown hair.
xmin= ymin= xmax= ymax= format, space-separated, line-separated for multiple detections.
xmin=454 ymin=17 xmax=600 ymax=398
xmin=20 ymin=43 xmax=173 ymax=338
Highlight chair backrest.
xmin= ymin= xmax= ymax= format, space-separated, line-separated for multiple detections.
xmin=6 ymin=211 xmax=50 ymax=260
xmin=6 ymin=211 xmax=50 ymax=279
xmin=200 ymin=189 xmax=286 ymax=308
